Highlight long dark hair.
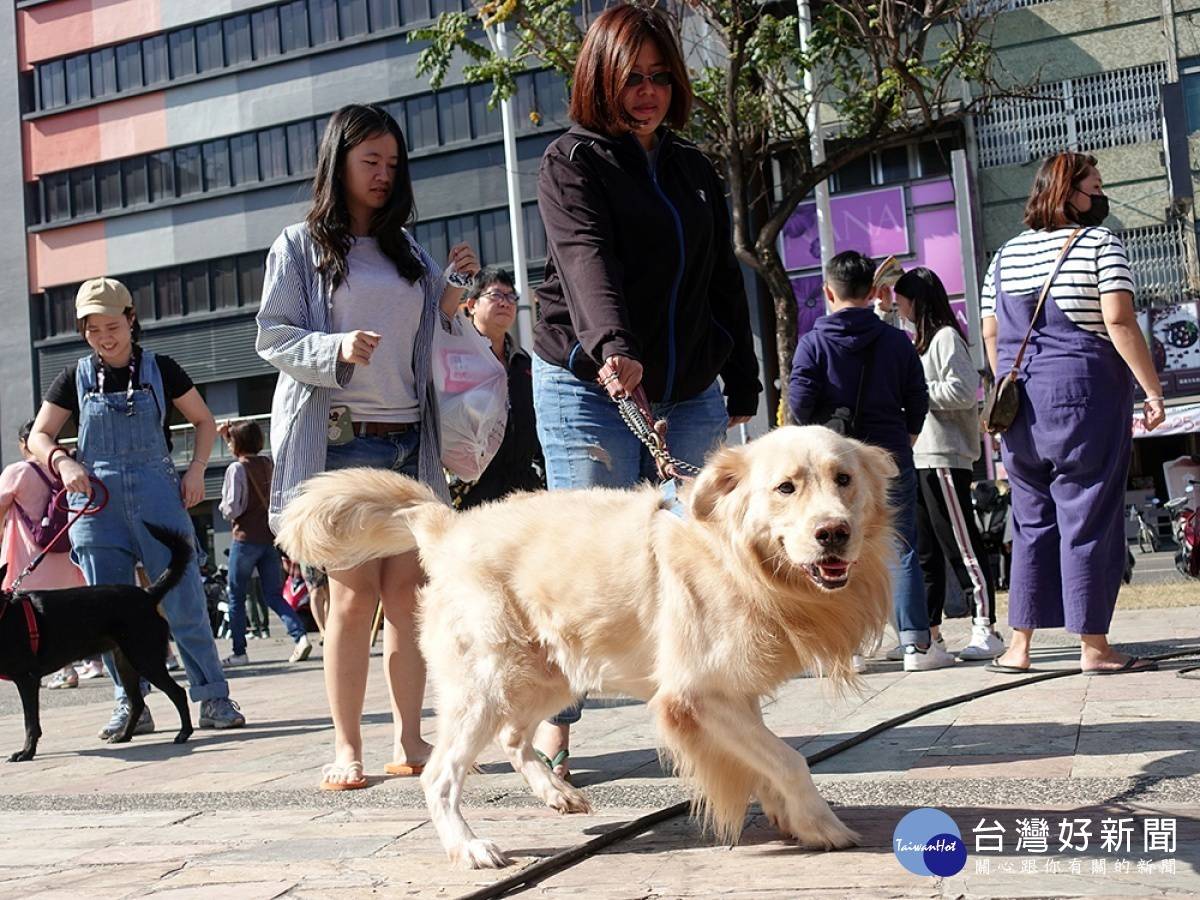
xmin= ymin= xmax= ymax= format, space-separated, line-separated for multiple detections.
xmin=306 ymin=104 xmax=424 ymax=290
xmin=894 ymin=267 xmax=965 ymax=356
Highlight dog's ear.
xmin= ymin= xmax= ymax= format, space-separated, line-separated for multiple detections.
xmin=688 ymin=446 xmax=747 ymax=521
xmin=859 ymin=443 xmax=899 ymax=482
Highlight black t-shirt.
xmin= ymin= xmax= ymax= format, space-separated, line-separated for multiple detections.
xmin=44 ymin=347 xmax=194 ymax=451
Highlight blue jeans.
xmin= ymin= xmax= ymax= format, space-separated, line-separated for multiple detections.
xmin=325 ymin=430 xmax=421 ymax=476
xmin=227 ymin=540 xmax=307 ymax=656
xmin=533 ymin=356 xmax=729 ymax=724
xmin=890 ymin=466 xmax=932 ymax=647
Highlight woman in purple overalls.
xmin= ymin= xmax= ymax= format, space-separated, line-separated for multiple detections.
xmin=980 ymin=153 xmax=1165 ymax=675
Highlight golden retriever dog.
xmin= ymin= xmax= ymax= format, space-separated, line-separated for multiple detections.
xmin=276 ymin=425 xmax=896 ymax=868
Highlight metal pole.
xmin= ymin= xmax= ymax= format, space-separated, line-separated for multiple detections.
xmin=494 ymin=21 xmax=535 ymax=349
xmin=796 ymin=0 xmax=834 ymax=285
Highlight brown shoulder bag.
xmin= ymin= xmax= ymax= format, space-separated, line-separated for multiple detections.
xmin=981 ymin=228 xmax=1082 ymax=435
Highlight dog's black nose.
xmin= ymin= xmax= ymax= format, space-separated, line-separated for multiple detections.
xmin=815 ymin=520 xmax=851 ymax=550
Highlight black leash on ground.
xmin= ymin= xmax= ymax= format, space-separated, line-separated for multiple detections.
xmin=460 ymin=646 xmax=1200 ymax=900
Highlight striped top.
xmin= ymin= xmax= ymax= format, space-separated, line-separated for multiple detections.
xmin=256 ymin=223 xmax=452 ymax=533
xmin=980 ymin=226 xmax=1135 ymax=341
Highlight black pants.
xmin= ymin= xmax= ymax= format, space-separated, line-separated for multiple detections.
xmin=916 ymin=466 xmax=996 ymax=627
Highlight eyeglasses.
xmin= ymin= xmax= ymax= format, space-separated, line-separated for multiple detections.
xmin=481 ymin=290 xmax=519 ymax=305
xmin=626 ymin=71 xmax=672 ymax=88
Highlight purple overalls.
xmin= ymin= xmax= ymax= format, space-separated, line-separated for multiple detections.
xmin=996 ymin=243 xmax=1133 ymax=635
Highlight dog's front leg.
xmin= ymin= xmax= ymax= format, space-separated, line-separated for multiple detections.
xmin=655 ymin=691 xmax=857 ymax=850
xmin=9 ymin=675 xmax=41 ymax=762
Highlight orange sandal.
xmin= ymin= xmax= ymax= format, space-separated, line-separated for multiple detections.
xmin=320 ymin=761 xmax=368 ymax=791
xmin=384 ymin=761 xmax=425 ymax=776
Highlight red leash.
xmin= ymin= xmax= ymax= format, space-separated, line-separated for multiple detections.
xmin=7 ymin=477 xmax=109 ymax=595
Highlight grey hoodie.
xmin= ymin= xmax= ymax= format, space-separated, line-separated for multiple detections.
xmin=913 ymin=326 xmax=982 ymax=471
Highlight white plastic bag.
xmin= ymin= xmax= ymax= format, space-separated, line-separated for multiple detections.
xmin=433 ymin=312 xmax=509 ymax=482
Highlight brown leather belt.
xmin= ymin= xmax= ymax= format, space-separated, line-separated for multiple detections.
xmin=353 ymin=421 xmax=418 ymax=437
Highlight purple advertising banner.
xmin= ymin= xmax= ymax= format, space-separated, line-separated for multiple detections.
xmin=781 ymin=187 xmax=909 ymax=270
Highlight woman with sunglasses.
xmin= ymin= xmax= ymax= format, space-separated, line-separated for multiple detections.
xmin=531 ymin=5 xmax=762 ymax=781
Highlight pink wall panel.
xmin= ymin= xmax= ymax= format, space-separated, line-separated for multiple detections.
xmin=24 ymin=92 xmax=166 ymax=179
xmin=29 ymin=221 xmax=108 ymax=293
xmin=19 ymin=0 xmax=162 ymax=70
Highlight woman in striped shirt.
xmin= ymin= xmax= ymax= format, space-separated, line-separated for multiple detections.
xmin=980 ymin=152 xmax=1164 ymax=676
xmin=256 ymin=105 xmax=477 ymax=790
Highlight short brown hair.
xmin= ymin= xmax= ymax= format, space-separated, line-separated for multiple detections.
xmin=568 ymin=5 xmax=692 ymax=135
xmin=226 ymin=420 xmax=264 ymax=457
xmin=76 ymin=307 xmax=141 ymax=342
xmin=1023 ymin=152 xmax=1098 ymax=230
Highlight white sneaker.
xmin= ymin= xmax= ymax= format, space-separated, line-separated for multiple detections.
xmin=288 ymin=635 xmax=313 ymax=663
xmin=222 ymin=653 xmax=250 ymax=667
xmin=958 ymin=624 xmax=1005 ymax=661
xmin=903 ymin=641 xmax=957 ymax=672
xmin=887 ymin=634 xmax=942 ymax=661
xmin=851 ymin=654 xmax=867 ymax=674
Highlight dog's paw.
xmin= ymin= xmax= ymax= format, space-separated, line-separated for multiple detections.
xmin=173 ymin=730 xmax=192 ymax=745
xmin=450 ymin=838 xmax=511 ymax=869
xmin=546 ymin=783 xmax=591 ymax=815
xmin=791 ymin=811 xmax=859 ymax=851
xmin=6 ymin=749 xmax=34 ymax=762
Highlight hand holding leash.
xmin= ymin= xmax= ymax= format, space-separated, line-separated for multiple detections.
xmin=56 ymin=457 xmax=91 ymax=497
xmin=598 ymin=356 xmax=643 ymax=399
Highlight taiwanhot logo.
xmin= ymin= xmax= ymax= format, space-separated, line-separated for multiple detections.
xmin=893 ymin=807 xmax=967 ymax=877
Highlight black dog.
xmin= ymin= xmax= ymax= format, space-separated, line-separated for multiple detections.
xmin=0 ymin=523 xmax=194 ymax=761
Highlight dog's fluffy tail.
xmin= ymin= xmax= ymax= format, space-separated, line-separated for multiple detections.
xmin=274 ymin=467 xmax=447 ymax=572
xmin=143 ymin=523 xmax=194 ymax=604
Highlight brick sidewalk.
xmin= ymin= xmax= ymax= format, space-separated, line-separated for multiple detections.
xmin=0 ymin=606 xmax=1197 ymax=898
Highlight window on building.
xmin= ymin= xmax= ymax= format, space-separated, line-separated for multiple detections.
xmin=65 ymin=55 xmax=91 ymax=105
xmin=259 ymin=127 xmax=289 ymax=179
xmin=878 ymin=146 xmax=910 ymax=184
xmin=252 ymin=7 xmax=282 ymax=59
xmin=286 ymin=121 xmax=318 ymax=174
xmin=477 ymin=209 xmax=511 ymax=266
xmin=97 ymin=161 xmax=123 ymax=211
xmin=438 ymin=87 xmax=470 ymax=144
xmin=123 ymin=157 xmax=148 ymax=206
xmin=224 ymin=14 xmax=253 ymax=66
xmin=149 ymin=150 xmax=176 ymax=201
xmin=169 ymin=28 xmax=197 ymax=78
xmin=406 ymin=93 xmax=438 ymax=150
xmin=237 ymin=252 xmax=266 ymax=306
xmin=430 ymin=0 xmax=461 ymax=14
xmin=156 ymin=268 xmax=183 ymax=318
xmin=414 ymin=220 xmax=448 ymax=265
xmin=89 ymin=48 xmax=118 ymax=98
xmin=70 ymin=170 xmax=96 ymax=218
xmin=369 ymin=0 xmax=399 ymax=30
xmin=917 ymin=138 xmax=953 ymax=177
xmin=203 ymin=139 xmax=231 ymax=190
xmin=39 ymin=60 xmax=67 ymax=109
xmin=400 ymin=0 xmax=431 ymax=24
xmin=48 ymin=287 xmax=75 ymax=335
xmin=196 ymin=21 xmax=225 ymax=72
xmin=534 ymin=69 xmax=568 ymax=123
xmin=175 ymin=146 xmax=203 ymax=196
xmin=1182 ymin=65 xmax=1200 ymax=132
xmin=339 ymin=0 xmax=369 ymax=37
xmin=126 ymin=272 xmax=155 ymax=323
xmin=523 ymin=203 xmax=546 ymax=261
xmin=116 ymin=43 xmax=143 ymax=91
xmin=314 ymin=114 xmax=332 ymax=143
xmin=211 ymin=257 xmax=239 ymax=309
xmin=446 ymin=214 xmax=479 ymax=254
xmin=182 ymin=263 xmax=209 ymax=314
xmin=832 ymin=154 xmax=872 ymax=193
xmin=384 ymin=99 xmax=405 ymax=129
xmin=310 ymin=0 xmax=339 ymax=45
xmin=280 ymin=1 xmax=311 ymax=52
xmin=469 ymin=83 xmax=501 ymax=138
xmin=143 ymin=35 xmax=169 ymax=85
xmin=230 ymin=133 xmax=260 ymax=185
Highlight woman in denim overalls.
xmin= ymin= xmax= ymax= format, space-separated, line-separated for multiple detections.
xmin=28 ymin=278 xmax=245 ymax=737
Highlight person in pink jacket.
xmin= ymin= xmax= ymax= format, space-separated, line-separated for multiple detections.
xmin=0 ymin=420 xmax=88 ymax=687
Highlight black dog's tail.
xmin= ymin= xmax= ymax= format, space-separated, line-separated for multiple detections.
xmin=143 ymin=523 xmax=194 ymax=604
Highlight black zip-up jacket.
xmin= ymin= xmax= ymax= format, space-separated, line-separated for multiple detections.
xmin=534 ymin=126 xmax=762 ymax=416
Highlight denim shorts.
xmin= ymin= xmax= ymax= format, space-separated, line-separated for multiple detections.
xmin=325 ymin=429 xmax=421 ymax=478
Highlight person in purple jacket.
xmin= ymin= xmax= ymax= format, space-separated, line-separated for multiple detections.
xmin=789 ymin=251 xmax=953 ymax=672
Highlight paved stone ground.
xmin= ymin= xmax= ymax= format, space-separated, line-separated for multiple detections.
xmin=0 ymin=606 xmax=1198 ymax=898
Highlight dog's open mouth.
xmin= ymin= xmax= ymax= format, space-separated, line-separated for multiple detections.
xmin=805 ymin=557 xmax=852 ymax=590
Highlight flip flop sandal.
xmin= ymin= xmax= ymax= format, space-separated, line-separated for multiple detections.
xmin=319 ymin=761 xmax=368 ymax=791
xmin=985 ymin=662 xmax=1040 ymax=674
xmin=1082 ymin=657 xmax=1159 ymax=676
xmin=535 ymin=748 xmax=571 ymax=782
xmin=384 ymin=761 xmax=425 ymax=776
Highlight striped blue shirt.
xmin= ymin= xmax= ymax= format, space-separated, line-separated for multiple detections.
xmin=256 ymin=223 xmax=452 ymax=532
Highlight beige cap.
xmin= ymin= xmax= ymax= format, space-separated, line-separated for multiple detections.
xmin=75 ymin=277 xmax=133 ymax=319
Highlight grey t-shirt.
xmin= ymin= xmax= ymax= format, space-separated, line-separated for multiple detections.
xmin=330 ymin=237 xmax=424 ymax=422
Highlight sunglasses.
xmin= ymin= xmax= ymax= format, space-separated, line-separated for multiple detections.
xmin=626 ymin=71 xmax=672 ymax=88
